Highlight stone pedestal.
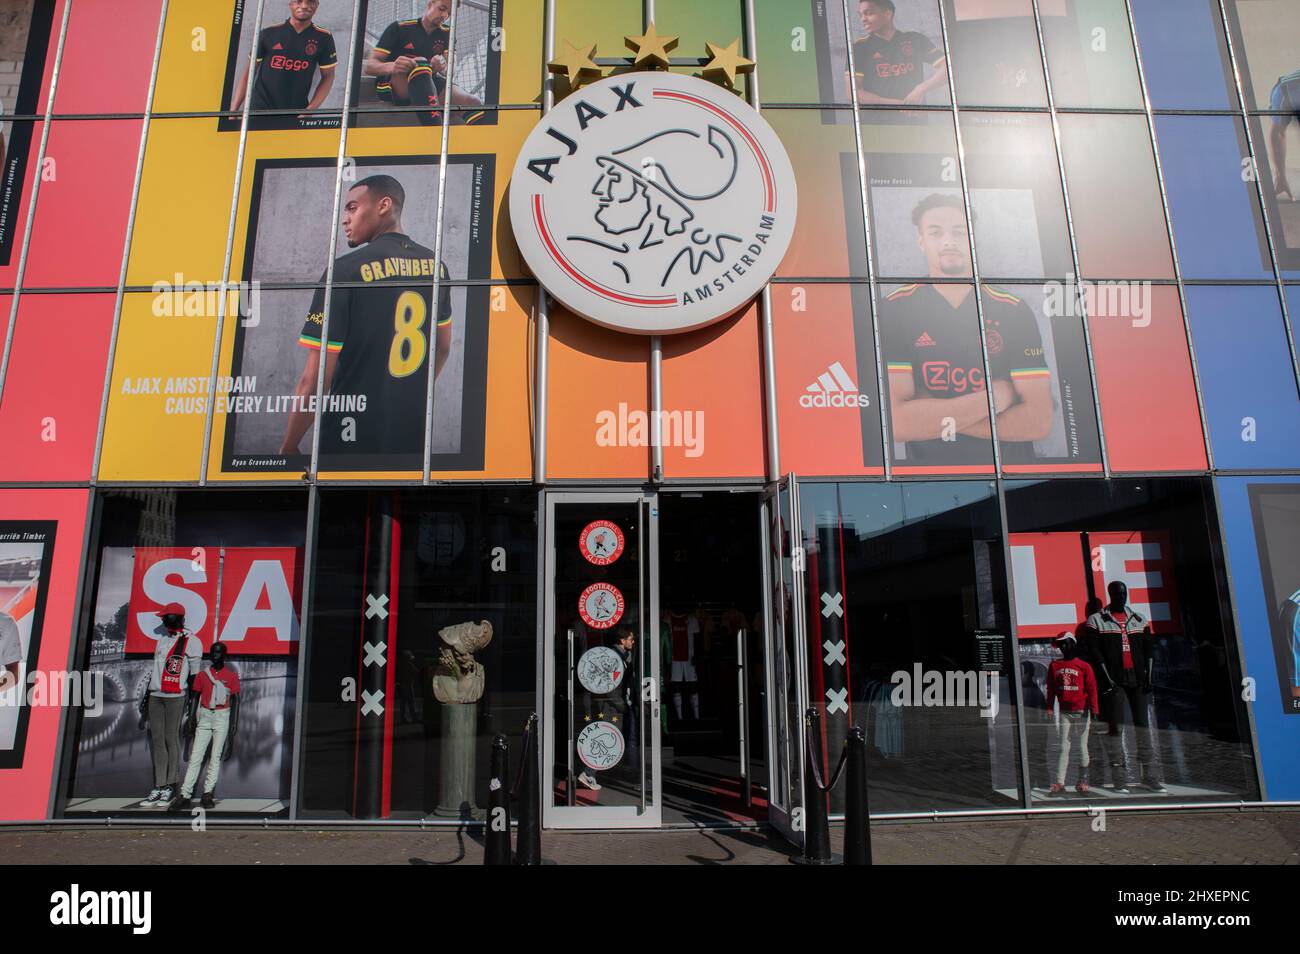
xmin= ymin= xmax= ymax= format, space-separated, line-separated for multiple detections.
xmin=435 ymin=703 xmax=481 ymax=818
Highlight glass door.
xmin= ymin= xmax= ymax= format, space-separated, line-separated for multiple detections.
xmin=542 ymin=491 xmax=661 ymax=828
xmin=761 ymin=476 xmax=809 ymax=845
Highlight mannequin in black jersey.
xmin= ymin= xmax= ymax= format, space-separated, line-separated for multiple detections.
xmin=882 ymin=194 xmax=1052 ymax=464
xmin=1082 ymin=581 xmax=1165 ymax=793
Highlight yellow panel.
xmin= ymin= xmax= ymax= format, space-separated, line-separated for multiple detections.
xmin=99 ymin=293 xmax=219 ymax=481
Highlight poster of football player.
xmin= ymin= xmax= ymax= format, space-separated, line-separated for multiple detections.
xmin=220 ymin=0 xmax=356 ymax=130
xmin=0 ymin=0 xmax=54 ymax=265
xmin=1224 ymin=0 xmax=1300 ymax=270
xmin=218 ymin=154 xmax=493 ymax=475
xmin=0 ymin=521 xmax=55 ymax=767
xmin=1247 ymin=484 xmax=1300 ymax=715
xmin=834 ymin=0 xmax=949 ymax=108
xmin=350 ymin=0 xmax=501 ymax=128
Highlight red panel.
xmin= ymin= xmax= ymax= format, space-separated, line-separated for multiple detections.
xmin=1009 ymin=532 xmax=1090 ymax=639
xmin=1089 ymin=530 xmax=1183 ymax=635
xmin=0 ymin=293 xmax=114 ymax=481
xmin=22 ymin=120 xmax=141 ymax=288
xmin=0 ymin=488 xmax=89 ymax=822
xmin=772 ymin=284 xmax=884 ymax=477
xmin=661 ymin=307 xmax=766 ymax=479
xmin=1087 ymin=285 xmax=1207 ymax=472
xmin=53 ymin=0 xmax=163 ymax=115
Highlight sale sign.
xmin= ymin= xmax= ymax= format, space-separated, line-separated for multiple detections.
xmin=1009 ymin=532 xmax=1091 ymax=639
xmin=125 ymin=546 xmax=302 ymax=655
xmin=1089 ymin=531 xmax=1181 ymax=635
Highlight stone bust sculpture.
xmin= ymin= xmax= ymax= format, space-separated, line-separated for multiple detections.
xmin=431 ymin=619 xmax=494 ymax=704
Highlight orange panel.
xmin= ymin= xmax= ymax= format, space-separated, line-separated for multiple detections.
xmin=546 ymin=308 xmax=651 ymax=480
xmin=661 ymin=306 xmax=766 ymax=479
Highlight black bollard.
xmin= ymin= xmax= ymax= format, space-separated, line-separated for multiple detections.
xmin=844 ymin=725 xmax=872 ymax=866
xmin=515 ymin=714 xmax=543 ymax=866
xmin=794 ymin=707 xmax=836 ymax=865
xmin=485 ymin=735 xmax=511 ymax=865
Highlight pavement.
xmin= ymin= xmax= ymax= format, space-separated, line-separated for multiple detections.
xmin=4 ymin=808 xmax=1300 ymax=865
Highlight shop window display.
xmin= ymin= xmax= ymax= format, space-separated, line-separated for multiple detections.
xmin=1005 ymin=478 xmax=1258 ymax=803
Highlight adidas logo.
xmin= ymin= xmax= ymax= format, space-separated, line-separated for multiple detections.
xmin=405 ymin=42 xmax=416 ymax=49
xmin=272 ymin=42 xmax=283 ymax=49
xmin=914 ymin=332 xmax=936 ymax=347
xmin=800 ymin=361 xmax=871 ymax=409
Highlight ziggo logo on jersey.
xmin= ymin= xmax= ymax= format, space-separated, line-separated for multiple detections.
xmin=923 ymin=362 xmax=985 ymax=394
xmin=270 ymin=54 xmax=312 ymax=71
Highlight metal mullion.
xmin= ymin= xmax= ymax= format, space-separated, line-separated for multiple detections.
xmin=1027 ymin=0 xmax=1109 ymax=477
xmin=534 ymin=0 xmax=556 ymax=484
xmin=0 ymin=0 xmax=72 ymax=403
xmin=307 ymin=0 xmax=366 ymax=480
xmin=1122 ymin=0 xmax=1216 ymax=472
xmin=90 ymin=0 xmax=171 ymax=484
xmin=840 ymin=0 xmax=892 ymax=480
xmin=646 ymin=0 xmax=664 ymax=482
xmin=197 ymin=0 xmax=271 ymax=485
xmin=742 ymin=0 xmax=783 ymax=483
xmin=1213 ymin=0 xmax=1300 ymax=400
xmin=421 ymin=0 xmax=462 ymax=483
xmin=933 ymin=2 xmax=1004 ymax=478
xmin=287 ymin=481 xmax=319 ymax=820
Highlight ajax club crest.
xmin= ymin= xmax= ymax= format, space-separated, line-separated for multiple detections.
xmin=509 ymin=72 xmax=797 ymax=334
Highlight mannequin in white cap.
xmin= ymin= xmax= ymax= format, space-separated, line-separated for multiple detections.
xmin=138 ymin=603 xmax=202 ymax=808
xmin=1045 ymin=631 xmax=1099 ymax=796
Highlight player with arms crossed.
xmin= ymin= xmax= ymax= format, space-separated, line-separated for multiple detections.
xmin=1267 ymin=68 xmax=1300 ymax=201
xmin=280 ymin=175 xmax=452 ymax=467
xmin=846 ymin=0 xmax=948 ymax=106
xmin=880 ymin=193 xmax=1052 ymax=465
xmin=231 ymin=0 xmax=337 ymax=114
xmin=363 ymin=0 xmax=482 ymax=125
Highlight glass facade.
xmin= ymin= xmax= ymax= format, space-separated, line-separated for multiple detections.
xmin=0 ymin=0 xmax=1296 ymax=827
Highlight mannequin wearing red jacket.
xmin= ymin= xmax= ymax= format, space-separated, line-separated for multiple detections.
xmin=1046 ymin=632 xmax=1099 ymax=795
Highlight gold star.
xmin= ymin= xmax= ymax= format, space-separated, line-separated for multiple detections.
xmin=701 ymin=39 xmax=754 ymax=88
xmin=625 ymin=22 xmax=678 ymax=70
xmin=548 ymin=40 xmax=602 ymax=87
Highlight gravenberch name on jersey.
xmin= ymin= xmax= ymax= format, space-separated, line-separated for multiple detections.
xmin=50 ymin=884 xmax=152 ymax=934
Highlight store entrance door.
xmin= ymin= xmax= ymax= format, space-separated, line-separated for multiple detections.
xmin=542 ymin=491 xmax=661 ymax=828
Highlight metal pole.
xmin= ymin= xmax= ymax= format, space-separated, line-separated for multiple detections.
xmin=566 ymin=627 xmax=575 ymax=806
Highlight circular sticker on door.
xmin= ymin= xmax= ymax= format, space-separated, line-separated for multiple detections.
xmin=578 ymin=582 xmax=625 ymax=630
xmin=580 ymin=520 xmax=625 ymax=566
xmin=577 ymin=721 xmax=625 ymax=771
xmin=577 ymin=646 xmax=626 ymax=695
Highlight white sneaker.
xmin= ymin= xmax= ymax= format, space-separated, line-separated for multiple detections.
xmin=577 ymin=772 xmax=601 ymax=791
xmin=141 ymin=788 xmax=164 ymax=806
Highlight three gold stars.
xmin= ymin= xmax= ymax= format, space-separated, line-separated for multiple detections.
xmin=625 ymin=23 xmax=679 ymax=70
xmin=546 ymin=25 xmax=754 ymax=93
xmin=701 ymin=39 xmax=755 ymax=88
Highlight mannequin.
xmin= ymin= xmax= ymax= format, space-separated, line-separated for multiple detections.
xmin=1083 ymin=581 xmax=1166 ymax=793
xmin=138 ymin=603 xmax=202 ymax=808
xmin=1045 ymin=632 xmax=1099 ymax=795
xmin=170 ymin=641 xmax=241 ymax=811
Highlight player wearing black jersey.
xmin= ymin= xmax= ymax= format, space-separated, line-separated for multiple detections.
xmin=363 ymin=0 xmax=482 ymax=124
xmin=232 ymin=0 xmax=337 ymax=113
xmin=881 ymin=193 xmax=1052 ymax=465
xmin=280 ymin=175 xmax=452 ymax=464
xmin=847 ymin=0 xmax=947 ymax=106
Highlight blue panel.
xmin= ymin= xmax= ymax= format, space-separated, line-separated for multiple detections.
xmin=1156 ymin=115 xmax=1273 ymax=280
xmin=1129 ymin=0 xmax=1231 ymax=109
xmin=1218 ymin=477 xmax=1300 ymax=801
xmin=1187 ymin=286 xmax=1300 ymax=468
xmin=1288 ymin=286 xmax=1300 ymax=352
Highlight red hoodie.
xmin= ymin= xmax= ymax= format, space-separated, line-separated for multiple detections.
xmin=1046 ymin=656 xmax=1099 ymax=715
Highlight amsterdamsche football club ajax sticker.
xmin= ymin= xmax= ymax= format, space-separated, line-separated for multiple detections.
xmin=577 ymin=646 xmax=626 ymax=695
xmin=577 ymin=721 xmax=626 ymax=771
xmin=580 ymin=519 xmax=625 ymax=565
xmin=578 ymin=582 xmax=625 ymax=630
xmin=509 ymin=71 xmax=797 ymax=335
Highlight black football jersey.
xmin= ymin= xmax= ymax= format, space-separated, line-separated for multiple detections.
xmin=373 ymin=17 xmax=451 ymax=64
xmin=299 ymin=232 xmax=453 ymax=463
xmin=851 ymin=29 xmax=943 ymax=101
xmin=881 ymin=283 xmax=1050 ymax=465
xmin=251 ymin=20 xmax=337 ymax=110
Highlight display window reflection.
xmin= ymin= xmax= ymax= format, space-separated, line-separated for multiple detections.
xmin=1006 ymin=478 xmax=1258 ymax=803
